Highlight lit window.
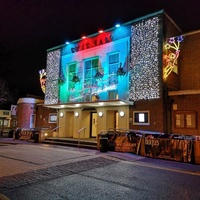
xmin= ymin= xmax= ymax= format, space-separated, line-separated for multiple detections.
xmin=84 ymin=58 xmax=99 ymax=100
xmin=108 ymin=53 xmax=119 ymax=85
xmin=175 ymin=111 xmax=196 ymax=129
xmin=68 ymin=63 xmax=77 ymax=90
xmin=133 ymin=111 xmax=150 ymax=125
xmin=108 ymin=90 xmax=118 ymax=100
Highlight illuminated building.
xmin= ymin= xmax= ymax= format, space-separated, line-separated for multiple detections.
xmin=42 ymin=10 xmax=198 ymax=139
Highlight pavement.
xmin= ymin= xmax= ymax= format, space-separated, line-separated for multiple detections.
xmin=0 ymin=137 xmax=200 ymax=200
xmin=1 ymin=137 xmax=200 ymax=172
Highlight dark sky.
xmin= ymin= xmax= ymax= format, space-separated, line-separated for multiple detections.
xmin=0 ymin=0 xmax=199 ymax=99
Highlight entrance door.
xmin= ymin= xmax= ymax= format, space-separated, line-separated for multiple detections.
xmin=115 ymin=112 xmax=119 ymax=129
xmin=91 ymin=113 xmax=97 ymax=137
xmin=66 ymin=112 xmax=73 ymax=137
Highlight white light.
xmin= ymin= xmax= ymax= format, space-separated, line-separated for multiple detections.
xmin=65 ymin=41 xmax=70 ymax=45
xmin=115 ymin=24 xmax=120 ymax=28
xmin=99 ymin=102 xmax=104 ymax=106
xmin=60 ymin=112 xmax=64 ymax=117
xmin=75 ymin=104 xmax=80 ymax=107
xmin=139 ymin=113 xmax=145 ymax=122
xmin=75 ymin=112 xmax=79 ymax=117
xmin=119 ymin=111 xmax=125 ymax=117
xmin=98 ymin=112 xmax=103 ymax=117
xmin=44 ymin=133 xmax=48 ymax=137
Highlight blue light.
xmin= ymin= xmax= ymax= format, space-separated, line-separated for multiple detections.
xmin=115 ymin=24 xmax=120 ymax=28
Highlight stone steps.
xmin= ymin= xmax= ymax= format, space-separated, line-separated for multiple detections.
xmin=42 ymin=138 xmax=97 ymax=150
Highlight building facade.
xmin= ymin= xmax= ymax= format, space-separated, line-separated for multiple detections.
xmin=169 ymin=30 xmax=200 ymax=136
xmin=43 ymin=10 xmax=199 ymax=139
xmin=17 ymin=98 xmax=57 ymax=130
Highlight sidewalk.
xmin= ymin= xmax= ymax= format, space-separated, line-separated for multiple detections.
xmin=0 ymin=137 xmax=200 ymax=174
xmin=0 ymin=137 xmax=34 ymax=145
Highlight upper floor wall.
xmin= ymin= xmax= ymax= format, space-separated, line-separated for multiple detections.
xmin=179 ymin=31 xmax=200 ymax=90
xmin=44 ymin=10 xmax=175 ymax=106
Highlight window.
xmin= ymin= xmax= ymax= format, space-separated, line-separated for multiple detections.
xmin=108 ymin=53 xmax=119 ymax=85
xmin=68 ymin=63 xmax=77 ymax=90
xmin=84 ymin=58 xmax=99 ymax=89
xmin=175 ymin=111 xmax=196 ymax=129
xmin=30 ymin=114 xmax=36 ymax=128
xmin=49 ymin=113 xmax=57 ymax=123
xmin=108 ymin=90 xmax=118 ymax=100
xmin=133 ymin=110 xmax=150 ymax=125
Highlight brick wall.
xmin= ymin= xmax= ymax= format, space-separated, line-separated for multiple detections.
xmin=179 ymin=32 xmax=200 ymax=90
xmin=171 ymin=94 xmax=200 ymax=135
xmin=35 ymin=105 xmax=57 ymax=129
xmin=17 ymin=103 xmax=35 ymax=128
xmin=129 ymin=99 xmax=165 ymax=133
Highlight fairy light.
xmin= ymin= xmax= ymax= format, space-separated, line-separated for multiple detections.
xmin=44 ymin=49 xmax=61 ymax=105
xmin=129 ymin=16 xmax=160 ymax=101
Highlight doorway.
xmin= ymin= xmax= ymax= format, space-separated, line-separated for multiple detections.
xmin=90 ymin=112 xmax=97 ymax=138
xmin=65 ymin=112 xmax=74 ymax=137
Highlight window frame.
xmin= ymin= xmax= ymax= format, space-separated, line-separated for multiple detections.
xmin=133 ymin=110 xmax=150 ymax=125
xmin=174 ymin=111 xmax=197 ymax=129
xmin=108 ymin=52 xmax=120 ymax=85
xmin=49 ymin=113 xmax=57 ymax=123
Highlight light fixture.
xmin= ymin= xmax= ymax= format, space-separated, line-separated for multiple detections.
xmin=119 ymin=111 xmax=125 ymax=117
xmin=60 ymin=112 xmax=64 ymax=117
xmin=98 ymin=112 xmax=103 ymax=117
xmin=82 ymin=36 xmax=86 ymax=39
xmin=65 ymin=41 xmax=70 ymax=45
xmin=75 ymin=112 xmax=79 ymax=117
xmin=99 ymin=30 xmax=103 ymax=33
xmin=115 ymin=24 xmax=120 ymax=28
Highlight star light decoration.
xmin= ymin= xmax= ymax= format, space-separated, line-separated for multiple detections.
xmin=163 ymin=35 xmax=184 ymax=79
xmin=129 ymin=16 xmax=160 ymax=101
xmin=44 ymin=49 xmax=61 ymax=105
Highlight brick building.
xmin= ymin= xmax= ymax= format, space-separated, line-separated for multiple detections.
xmin=169 ymin=30 xmax=200 ymax=135
xmin=17 ymin=98 xmax=57 ymax=130
xmin=29 ymin=10 xmax=199 ymax=139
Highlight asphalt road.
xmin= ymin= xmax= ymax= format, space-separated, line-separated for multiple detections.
xmin=0 ymin=142 xmax=200 ymax=200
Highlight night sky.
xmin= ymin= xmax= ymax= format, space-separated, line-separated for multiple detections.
xmin=0 ymin=0 xmax=199 ymax=99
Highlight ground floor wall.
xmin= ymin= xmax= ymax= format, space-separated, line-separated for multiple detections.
xmin=17 ymin=98 xmax=56 ymax=130
xmin=58 ymin=106 xmax=129 ymax=138
xmin=170 ymin=94 xmax=200 ymax=136
xmin=129 ymin=99 xmax=166 ymax=133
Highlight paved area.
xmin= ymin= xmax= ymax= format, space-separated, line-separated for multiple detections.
xmin=0 ymin=138 xmax=200 ymax=199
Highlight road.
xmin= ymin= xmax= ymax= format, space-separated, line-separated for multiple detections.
xmin=0 ymin=141 xmax=200 ymax=200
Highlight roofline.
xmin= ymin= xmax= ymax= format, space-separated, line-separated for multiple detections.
xmin=163 ymin=11 xmax=182 ymax=32
xmin=47 ymin=10 xmax=164 ymax=52
xmin=182 ymin=29 xmax=200 ymax=37
xmin=168 ymin=89 xmax=200 ymax=96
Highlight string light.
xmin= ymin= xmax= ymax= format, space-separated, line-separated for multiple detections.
xmin=45 ymin=49 xmax=61 ymax=105
xmin=129 ymin=17 xmax=160 ymax=101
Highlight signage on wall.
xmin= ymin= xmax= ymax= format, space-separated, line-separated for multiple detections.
xmin=11 ymin=105 xmax=17 ymax=116
xmin=70 ymin=32 xmax=113 ymax=53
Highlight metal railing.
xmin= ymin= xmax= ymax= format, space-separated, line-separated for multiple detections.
xmin=51 ymin=126 xmax=60 ymax=143
xmin=77 ymin=127 xmax=86 ymax=147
